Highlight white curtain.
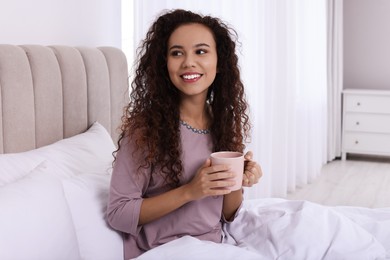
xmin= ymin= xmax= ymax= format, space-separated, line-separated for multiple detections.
xmin=327 ymin=0 xmax=343 ymax=161
xmin=129 ymin=0 xmax=328 ymax=199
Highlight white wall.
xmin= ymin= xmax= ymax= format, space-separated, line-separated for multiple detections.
xmin=121 ymin=0 xmax=134 ymax=69
xmin=0 ymin=0 xmax=121 ymax=48
xmin=344 ymin=0 xmax=390 ymax=90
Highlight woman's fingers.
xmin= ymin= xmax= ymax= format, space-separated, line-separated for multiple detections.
xmin=189 ymin=161 xmax=235 ymax=197
xmin=242 ymin=152 xmax=263 ymax=187
xmin=244 ymin=151 xmax=253 ymax=161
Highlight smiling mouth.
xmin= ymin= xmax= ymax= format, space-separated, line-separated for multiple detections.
xmin=181 ymin=74 xmax=202 ymax=80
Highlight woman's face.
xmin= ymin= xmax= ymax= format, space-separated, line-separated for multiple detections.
xmin=167 ymin=23 xmax=218 ymax=100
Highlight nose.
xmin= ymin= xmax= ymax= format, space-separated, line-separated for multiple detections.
xmin=182 ymin=53 xmax=196 ymax=68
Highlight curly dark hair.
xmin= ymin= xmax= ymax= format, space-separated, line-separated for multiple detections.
xmin=116 ymin=9 xmax=250 ymax=187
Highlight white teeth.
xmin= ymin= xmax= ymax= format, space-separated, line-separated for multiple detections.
xmin=182 ymin=74 xmax=200 ymax=80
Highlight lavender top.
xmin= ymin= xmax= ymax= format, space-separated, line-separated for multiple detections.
xmin=107 ymin=124 xmax=239 ymax=259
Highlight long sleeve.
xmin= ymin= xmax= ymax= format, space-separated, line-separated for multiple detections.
xmin=106 ymin=138 xmax=150 ymax=236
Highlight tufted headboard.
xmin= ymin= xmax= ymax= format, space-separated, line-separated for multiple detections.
xmin=0 ymin=45 xmax=129 ymax=154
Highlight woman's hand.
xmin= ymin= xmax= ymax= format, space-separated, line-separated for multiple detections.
xmin=138 ymin=159 xmax=234 ymax=225
xmin=184 ymin=159 xmax=235 ymax=200
xmin=242 ymin=151 xmax=262 ymax=187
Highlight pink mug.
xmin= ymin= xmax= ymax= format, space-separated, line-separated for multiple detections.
xmin=210 ymin=151 xmax=244 ymax=191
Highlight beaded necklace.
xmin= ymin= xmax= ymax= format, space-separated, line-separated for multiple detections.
xmin=180 ymin=120 xmax=210 ymax=135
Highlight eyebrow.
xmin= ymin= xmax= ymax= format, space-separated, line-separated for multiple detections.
xmin=168 ymin=43 xmax=211 ymax=51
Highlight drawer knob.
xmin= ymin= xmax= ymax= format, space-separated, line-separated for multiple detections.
xmin=355 ymin=140 xmax=359 ymax=144
xmin=356 ymin=121 xmax=360 ymax=125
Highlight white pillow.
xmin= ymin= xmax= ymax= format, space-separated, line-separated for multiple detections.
xmin=0 ymin=122 xmax=120 ymax=259
xmin=0 ymin=163 xmax=81 ymax=260
xmin=0 ymin=152 xmax=45 ymax=187
xmin=0 ymin=122 xmax=116 ymax=186
xmin=35 ymin=121 xmax=116 ymax=177
xmin=62 ymin=173 xmax=124 ymax=260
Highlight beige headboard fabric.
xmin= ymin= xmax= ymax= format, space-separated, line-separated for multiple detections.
xmin=0 ymin=45 xmax=129 ymax=154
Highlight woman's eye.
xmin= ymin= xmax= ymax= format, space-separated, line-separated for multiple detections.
xmin=196 ymin=49 xmax=207 ymax=55
xmin=170 ymin=50 xmax=183 ymax=56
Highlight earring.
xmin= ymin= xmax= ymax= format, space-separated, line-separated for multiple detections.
xmin=207 ymin=86 xmax=214 ymax=104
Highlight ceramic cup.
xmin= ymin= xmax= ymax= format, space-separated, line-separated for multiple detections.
xmin=210 ymin=151 xmax=244 ymax=191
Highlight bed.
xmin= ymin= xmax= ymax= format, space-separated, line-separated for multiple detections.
xmin=1 ymin=45 xmax=389 ymax=260
xmin=0 ymin=44 xmax=128 ymax=260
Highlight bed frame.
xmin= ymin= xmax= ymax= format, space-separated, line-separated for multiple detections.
xmin=0 ymin=45 xmax=129 ymax=154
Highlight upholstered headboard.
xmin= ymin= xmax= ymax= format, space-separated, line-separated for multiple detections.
xmin=0 ymin=45 xmax=129 ymax=154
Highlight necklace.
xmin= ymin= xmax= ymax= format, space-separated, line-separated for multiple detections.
xmin=180 ymin=120 xmax=210 ymax=135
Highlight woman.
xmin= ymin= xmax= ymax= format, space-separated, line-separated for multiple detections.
xmin=107 ymin=9 xmax=262 ymax=259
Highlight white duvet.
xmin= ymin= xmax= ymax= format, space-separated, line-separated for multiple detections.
xmin=136 ymin=198 xmax=390 ymax=260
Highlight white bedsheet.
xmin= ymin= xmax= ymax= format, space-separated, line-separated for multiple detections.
xmin=135 ymin=198 xmax=390 ymax=260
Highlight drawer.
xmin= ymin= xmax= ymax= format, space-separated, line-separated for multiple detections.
xmin=343 ymin=133 xmax=390 ymax=154
xmin=344 ymin=113 xmax=390 ymax=133
xmin=344 ymin=94 xmax=390 ymax=114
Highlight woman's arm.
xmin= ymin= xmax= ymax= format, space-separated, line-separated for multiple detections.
xmin=139 ymin=158 xmax=235 ymax=225
xmin=222 ymin=151 xmax=262 ymax=221
xmin=107 ymin=139 xmax=235 ymax=233
xmin=222 ymin=189 xmax=243 ymax=221
xmin=138 ymin=185 xmax=191 ymax=225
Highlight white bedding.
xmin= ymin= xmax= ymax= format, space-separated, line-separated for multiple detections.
xmin=136 ymin=198 xmax=390 ymax=260
xmin=1 ymin=122 xmax=389 ymax=260
xmin=0 ymin=122 xmax=124 ymax=260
